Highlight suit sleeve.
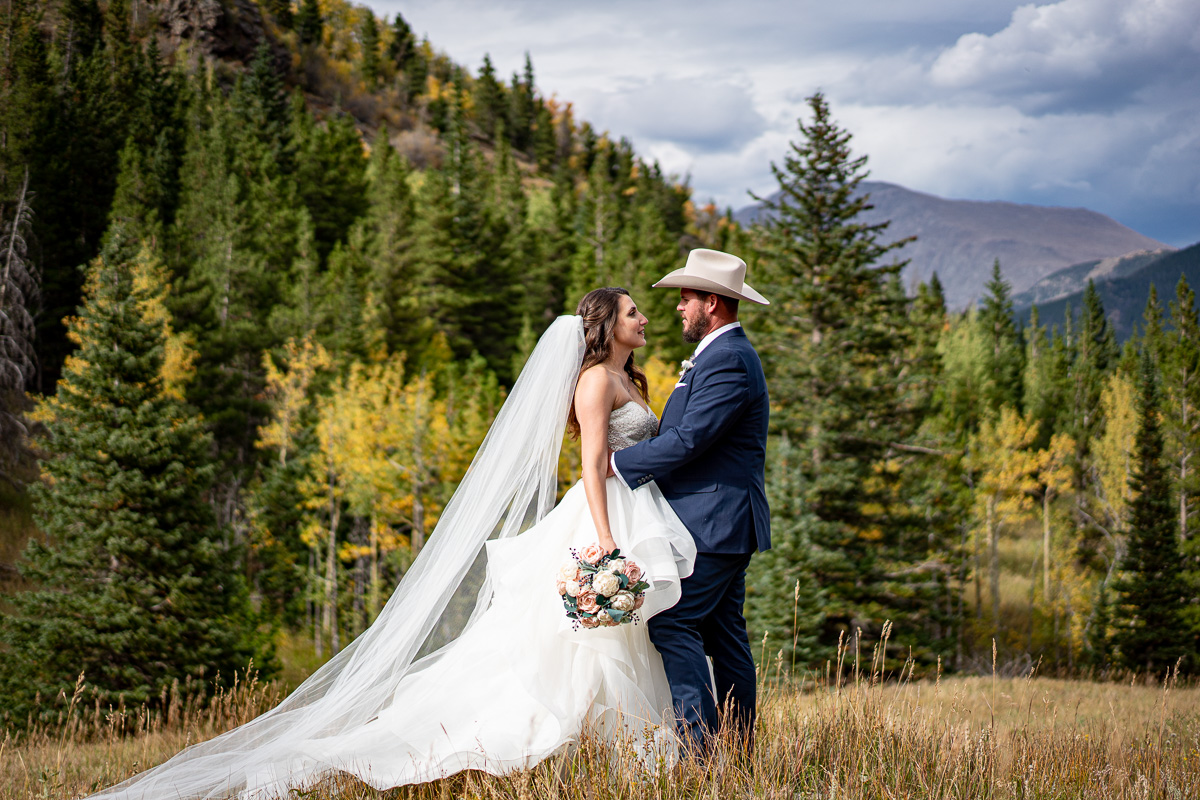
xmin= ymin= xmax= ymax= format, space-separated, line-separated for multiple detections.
xmin=613 ymin=348 xmax=750 ymax=488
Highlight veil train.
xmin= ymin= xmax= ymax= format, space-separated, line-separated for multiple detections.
xmin=89 ymin=316 xmax=587 ymax=799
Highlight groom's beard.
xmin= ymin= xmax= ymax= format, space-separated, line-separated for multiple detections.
xmin=682 ymin=309 xmax=711 ymax=343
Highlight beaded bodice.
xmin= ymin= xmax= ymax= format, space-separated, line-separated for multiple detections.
xmin=608 ymin=401 xmax=659 ymax=452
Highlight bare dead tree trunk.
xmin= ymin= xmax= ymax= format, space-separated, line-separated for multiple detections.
xmin=988 ymin=494 xmax=1000 ymax=636
xmin=368 ymin=514 xmax=380 ymax=620
xmin=325 ymin=467 xmax=340 ymax=655
xmin=1043 ymin=488 xmax=1053 ymax=599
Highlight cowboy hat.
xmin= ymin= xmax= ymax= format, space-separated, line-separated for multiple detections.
xmin=652 ymin=248 xmax=769 ymax=305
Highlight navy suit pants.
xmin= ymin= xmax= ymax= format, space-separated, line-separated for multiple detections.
xmin=648 ymin=551 xmax=756 ymax=755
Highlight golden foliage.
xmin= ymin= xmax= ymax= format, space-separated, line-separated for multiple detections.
xmin=968 ymin=406 xmax=1042 ymax=523
xmin=1096 ymin=370 xmax=1138 ymax=527
xmin=258 ymin=333 xmax=333 ymax=466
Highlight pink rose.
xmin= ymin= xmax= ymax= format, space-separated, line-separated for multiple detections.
xmin=623 ymin=561 xmax=643 ymax=583
xmin=576 ymin=589 xmax=600 ymax=614
xmin=556 ymin=578 xmax=567 ymax=595
xmin=580 ymin=544 xmax=605 ymax=565
xmin=580 ymin=616 xmax=600 ymax=629
xmin=633 ymin=593 xmax=645 ymax=610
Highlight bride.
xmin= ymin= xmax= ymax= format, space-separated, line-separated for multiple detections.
xmin=89 ymin=287 xmax=697 ymax=799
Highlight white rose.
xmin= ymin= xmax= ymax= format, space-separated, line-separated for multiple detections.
xmin=596 ymin=609 xmax=616 ymax=626
xmin=592 ymin=572 xmax=621 ymax=597
xmin=607 ymin=559 xmax=626 ymax=574
xmin=565 ymin=580 xmax=580 ymax=597
xmin=610 ymin=591 xmax=635 ymax=612
xmin=558 ymin=562 xmax=578 ymax=581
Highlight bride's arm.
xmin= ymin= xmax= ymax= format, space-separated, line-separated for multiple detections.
xmin=575 ymin=367 xmax=619 ymax=554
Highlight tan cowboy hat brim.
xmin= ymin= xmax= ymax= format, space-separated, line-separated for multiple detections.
xmin=652 ymin=247 xmax=771 ymax=306
xmin=653 ymin=270 xmax=770 ymax=305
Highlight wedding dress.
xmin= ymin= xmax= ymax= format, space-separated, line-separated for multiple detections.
xmin=88 ymin=316 xmax=696 ymax=800
xmin=289 ymin=402 xmax=698 ymax=790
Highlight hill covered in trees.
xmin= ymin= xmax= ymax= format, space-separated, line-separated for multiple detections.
xmin=1018 ymin=243 xmax=1200 ymax=341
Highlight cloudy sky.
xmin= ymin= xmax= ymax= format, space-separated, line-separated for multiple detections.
xmin=365 ymin=0 xmax=1200 ymax=248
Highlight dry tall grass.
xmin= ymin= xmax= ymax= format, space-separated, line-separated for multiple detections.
xmin=4 ymin=631 xmax=1199 ymax=800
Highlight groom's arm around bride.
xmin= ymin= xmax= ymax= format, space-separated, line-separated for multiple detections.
xmin=611 ymin=248 xmax=771 ymax=758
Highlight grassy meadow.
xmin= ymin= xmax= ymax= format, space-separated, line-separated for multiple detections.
xmin=3 ymin=636 xmax=1199 ymax=800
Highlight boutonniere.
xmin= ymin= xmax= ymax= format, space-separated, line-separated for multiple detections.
xmin=678 ymin=358 xmax=695 ymax=379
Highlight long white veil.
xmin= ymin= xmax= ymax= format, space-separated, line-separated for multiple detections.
xmin=90 ymin=315 xmax=587 ymax=799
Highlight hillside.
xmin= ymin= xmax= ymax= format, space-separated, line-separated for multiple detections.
xmin=736 ymin=182 xmax=1169 ymax=310
xmin=1010 ymin=248 xmax=1176 ymax=308
xmin=1017 ymin=241 xmax=1200 ymax=340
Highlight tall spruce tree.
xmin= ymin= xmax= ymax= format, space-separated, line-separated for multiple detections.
xmin=0 ymin=239 xmax=261 ymax=724
xmin=295 ymin=0 xmax=323 ymax=47
xmin=1023 ymin=307 xmax=1070 ymax=450
xmin=473 ymin=54 xmax=505 ymax=140
xmin=744 ymin=435 xmax=829 ymax=670
xmin=978 ymin=259 xmax=1024 ymax=416
xmin=359 ymin=12 xmax=381 ymax=87
xmin=1070 ymin=281 xmax=1119 ymax=567
xmin=1111 ymin=349 xmax=1195 ymax=673
xmin=1163 ymin=279 xmax=1200 ymax=548
xmin=750 ymin=93 xmax=940 ymax=656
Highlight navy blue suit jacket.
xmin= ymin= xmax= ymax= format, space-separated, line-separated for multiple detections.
xmin=614 ymin=327 xmax=770 ymax=554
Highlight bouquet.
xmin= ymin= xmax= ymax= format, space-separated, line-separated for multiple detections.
xmin=557 ymin=544 xmax=650 ymax=629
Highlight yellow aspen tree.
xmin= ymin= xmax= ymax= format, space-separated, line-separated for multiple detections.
xmin=967 ymin=406 xmax=1042 ymax=636
xmin=388 ymin=372 xmax=452 ymax=559
xmin=1036 ymin=432 xmax=1076 ymax=599
xmin=258 ymin=334 xmax=332 ymax=466
xmin=302 ymin=383 xmax=354 ymax=656
xmin=1096 ymin=370 xmax=1138 ymax=530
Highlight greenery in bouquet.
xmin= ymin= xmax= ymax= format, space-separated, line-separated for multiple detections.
xmin=557 ymin=545 xmax=650 ymax=629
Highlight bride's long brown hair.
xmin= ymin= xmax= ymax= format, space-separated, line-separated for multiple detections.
xmin=567 ymin=287 xmax=650 ymax=439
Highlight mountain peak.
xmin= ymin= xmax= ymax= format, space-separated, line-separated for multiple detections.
xmin=737 ymin=181 xmax=1169 ymax=309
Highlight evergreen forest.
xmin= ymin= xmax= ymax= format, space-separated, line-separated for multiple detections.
xmin=2 ymin=0 xmax=1199 ymax=727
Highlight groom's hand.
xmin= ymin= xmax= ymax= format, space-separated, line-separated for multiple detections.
xmin=606 ymin=449 xmax=616 ymax=478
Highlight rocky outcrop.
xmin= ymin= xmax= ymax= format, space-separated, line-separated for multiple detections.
xmin=160 ymin=0 xmax=270 ymax=64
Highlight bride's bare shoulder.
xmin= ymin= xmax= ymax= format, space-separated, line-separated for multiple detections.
xmin=575 ymin=365 xmax=618 ymax=411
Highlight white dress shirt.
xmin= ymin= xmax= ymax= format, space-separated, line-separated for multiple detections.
xmin=609 ymin=321 xmax=742 ymax=486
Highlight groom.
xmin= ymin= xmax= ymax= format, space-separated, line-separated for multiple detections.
xmin=611 ymin=248 xmax=770 ymax=756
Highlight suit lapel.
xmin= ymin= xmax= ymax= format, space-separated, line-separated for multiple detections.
xmin=658 ymin=328 xmax=749 ymax=431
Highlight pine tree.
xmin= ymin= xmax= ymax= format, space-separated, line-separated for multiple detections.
xmin=472 ymin=54 xmax=505 ymax=140
xmin=169 ymin=85 xmax=304 ymax=511
xmin=507 ymin=54 xmax=536 ymax=153
xmin=295 ymin=0 xmax=323 ymax=47
xmin=0 ymin=240 xmax=261 ymax=724
xmin=357 ymin=131 xmax=427 ymax=360
xmin=1163 ymin=279 xmax=1200 ymax=551
xmin=744 ymin=435 xmax=829 ymax=670
xmin=292 ymin=106 xmax=369 ymax=265
xmin=977 ymin=260 xmax=1025 ymax=416
xmin=1071 ymin=281 xmax=1119 ymax=566
xmin=387 ymin=13 xmax=415 ymax=70
xmin=750 ymin=93 xmax=937 ymax=656
xmin=1111 ymin=349 xmax=1194 ymax=673
xmin=1023 ymin=307 xmax=1070 ymax=450
xmin=408 ymin=108 xmax=522 ymax=379
xmin=359 ymin=12 xmax=380 ymax=88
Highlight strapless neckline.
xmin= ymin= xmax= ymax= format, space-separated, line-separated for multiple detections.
xmin=608 ymin=401 xmax=658 ymax=452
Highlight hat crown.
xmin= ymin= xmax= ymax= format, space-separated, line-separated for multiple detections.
xmin=686 ymin=249 xmax=746 ymax=287
xmin=651 ymin=247 xmax=769 ymax=305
